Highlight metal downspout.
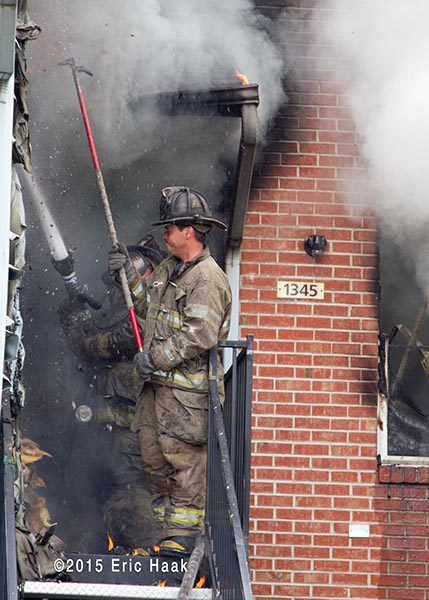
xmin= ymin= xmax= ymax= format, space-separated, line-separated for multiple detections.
xmin=226 ymin=102 xmax=258 ymax=343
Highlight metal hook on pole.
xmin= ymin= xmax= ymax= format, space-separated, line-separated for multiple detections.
xmin=58 ymin=57 xmax=143 ymax=351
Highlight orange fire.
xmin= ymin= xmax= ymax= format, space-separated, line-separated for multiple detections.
xmin=234 ymin=69 xmax=249 ymax=86
xmin=132 ymin=548 xmax=149 ymax=556
xmin=158 ymin=580 xmax=167 ymax=587
xmin=153 ymin=544 xmax=160 ymax=553
xmin=196 ymin=576 xmax=206 ymax=588
xmin=107 ymin=532 xmax=114 ymax=552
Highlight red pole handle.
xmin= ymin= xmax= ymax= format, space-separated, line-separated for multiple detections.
xmin=129 ymin=308 xmax=143 ymax=352
xmin=77 ymin=88 xmax=100 ymax=170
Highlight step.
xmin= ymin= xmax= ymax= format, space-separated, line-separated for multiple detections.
xmin=19 ymin=581 xmax=212 ymax=600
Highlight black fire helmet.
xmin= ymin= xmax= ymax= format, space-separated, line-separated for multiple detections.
xmin=150 ymin=186 xmax=227 ymax=232
xmin=127 ymin=233 xmax=167 ymax=269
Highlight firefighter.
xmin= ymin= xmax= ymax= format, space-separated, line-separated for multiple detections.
xmin=60 ymin=237 xmax=165 ymax=551
xmin=108 ymin=187 xmax=232 ymax=556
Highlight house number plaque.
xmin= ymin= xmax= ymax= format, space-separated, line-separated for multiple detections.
xmin=277 ymin=281 xmax=325 ymax=299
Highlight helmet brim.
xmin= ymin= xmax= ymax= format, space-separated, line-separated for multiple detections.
xmin=150 ymin=216 xmax=227 ymax=231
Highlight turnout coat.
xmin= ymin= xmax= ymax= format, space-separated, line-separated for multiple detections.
xmin=141 ymin=246 xmax=232 ymax=393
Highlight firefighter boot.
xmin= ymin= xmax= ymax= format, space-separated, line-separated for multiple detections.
xmin=158 ymin=535 xmax=195 ymax=557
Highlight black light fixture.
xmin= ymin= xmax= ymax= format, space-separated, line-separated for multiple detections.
xmin=304 ymin=235 xmax=327 ymax=258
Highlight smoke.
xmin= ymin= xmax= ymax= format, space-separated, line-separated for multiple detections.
xmin=29 ymin=0 xmax=286 ymax=169
xmin=319 ymin=0 xmax=429 ymax=292
xmin=26 ymin=0 xmax=288 ymax=256
xmin=21 ymin=1 xmax=288 ymax=550
xmin=312 ymin=1 xmax=429 ymax=434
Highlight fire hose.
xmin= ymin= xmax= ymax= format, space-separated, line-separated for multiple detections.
xmin=58 ymin=57 xmax=143 ymax=352
xmin=21 ymin=170 xmax=101 ymax=310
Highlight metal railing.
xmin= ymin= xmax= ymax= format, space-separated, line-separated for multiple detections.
xmin=220 ymin=338 xmax=253 ymax=544
xmin=205 ymin=335 xmax=254 ymax=600
xmin=2 ymin=337 xmax=254 ymax=600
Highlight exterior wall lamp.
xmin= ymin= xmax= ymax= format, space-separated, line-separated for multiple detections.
xmin=304 ymin=234 xmax=327 ymax=258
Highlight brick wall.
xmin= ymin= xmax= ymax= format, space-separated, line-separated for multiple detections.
xmin=239 ymin=2 xmax=429 ymax=599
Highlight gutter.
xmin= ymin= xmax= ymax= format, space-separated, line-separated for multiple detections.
xmin=226 ymin=100 xmax=258 ymax=343
xmin=227 ymin=100 xmax=259 ymax=252
xmin=154 ymin=83 xmax=259 ymax=339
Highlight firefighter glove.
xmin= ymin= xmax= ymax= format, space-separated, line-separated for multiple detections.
xmin=108 ymin=242 xmax=133 ymax=279
xmin=58 ymin=297 xmax=91 ymax=331
xmin=134 ymin=350 xmax=157 ymax=379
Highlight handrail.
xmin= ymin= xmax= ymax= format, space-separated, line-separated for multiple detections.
xmin=218 ymin=337 xmax=253 ymax=543
xmin=205 ymin=336 xmax=254 ymax=600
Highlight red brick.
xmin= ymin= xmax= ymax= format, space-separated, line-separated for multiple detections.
xmin=238 ymin=7 xmax=420 ymax=598
xmin=260 ymin=165 xmax=298 ymax=177
xmin=297 ymin=190 xmax=334 ymax=202
xmin=300 ymin=166 xmax=336 ymax=179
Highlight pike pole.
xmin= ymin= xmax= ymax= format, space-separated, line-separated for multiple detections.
xmin=58 ymin=57 xmax=143 ymax=351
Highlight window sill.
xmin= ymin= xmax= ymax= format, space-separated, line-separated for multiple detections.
xmin=378 ymin=463 xmax=429 ymax=485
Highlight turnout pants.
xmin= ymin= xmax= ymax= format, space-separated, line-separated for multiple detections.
xmin=131 ymin=383 xmax=208 ymax=540
xmin=100 ymin=426 xmax=156 ymax=550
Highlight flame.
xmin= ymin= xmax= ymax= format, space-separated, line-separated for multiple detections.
xmin=153 ymin=545 xmax=160 ymax=553
xmin=133 ymin=548 xmax=149 ymax=556
xmin=107 ymin=532 xmax=114 ymax=552
xmin=234 ymin=70 xmax=249 ymax=86
xmin=158 ymin=580 xmax=167 ymax=587
xmin=196 ymin=576 xmax=206 ymax=588
xmin=126 ymin=547 xmax=150 ymax=556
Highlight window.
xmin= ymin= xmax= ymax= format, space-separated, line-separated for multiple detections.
xmin=378 ymin=230 xmax=429 ymax=465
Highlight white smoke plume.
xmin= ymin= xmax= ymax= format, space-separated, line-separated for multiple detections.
xmin=29 ymin=0 xmax=286 ymax=168
xmin=320 ymin=0 xmax=429 ymax=290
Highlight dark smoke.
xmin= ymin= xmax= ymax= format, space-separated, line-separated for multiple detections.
xmin=20 ymin=0 xmax=287 ymax=552
xmin=26 ymin=0 xmax=288 ymax=273
xmin=29 ymin=0 xmax=286 ymax=169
